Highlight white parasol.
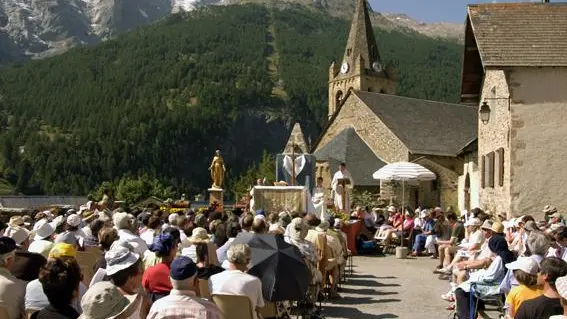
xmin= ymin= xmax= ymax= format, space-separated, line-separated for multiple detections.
xmin=373 ymin=162 xmax=436 ymax=248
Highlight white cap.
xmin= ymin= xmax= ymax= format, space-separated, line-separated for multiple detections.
xmin=66 ymin=214 xmax=81 ymax=227
xmin=387 ymin=206 xmax=396 ymax=213
xmin=505 ymin=256 xmax=539 ymax=275
xmin=33 ymin=220 xmax=55 ymax=240
xmin=464 ymin=218 xmax=482 ymax=227
xmin=168 ymin=214 xmax=178 ymax=224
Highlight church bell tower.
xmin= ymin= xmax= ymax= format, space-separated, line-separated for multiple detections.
xmin=328 ymin=0 xmax=397 ymax=118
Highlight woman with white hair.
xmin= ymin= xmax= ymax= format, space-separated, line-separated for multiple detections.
xmin=500 ymin=231 xmax=551 ymax=294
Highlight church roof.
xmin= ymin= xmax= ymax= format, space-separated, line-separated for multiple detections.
xmin=342 ymin=0 xmax=383 ymax=72
xmin=354 ymin=91 xmax=478 ymax=157
xmin=468 ymin=2 xmax=567 ymax=67
xmin=283 ymin=122 xmax=309 ymax=154
xmin=314 ymin=127 xmax=385 ymax=187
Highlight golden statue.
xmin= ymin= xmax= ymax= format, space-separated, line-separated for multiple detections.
xmin=209 ymin=150 xmax=226 ymax=189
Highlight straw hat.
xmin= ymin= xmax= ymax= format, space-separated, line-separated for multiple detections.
xmin=189 ymin=227 xmax=211 ymax=243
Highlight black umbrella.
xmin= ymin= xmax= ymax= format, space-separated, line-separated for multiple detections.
xmin=233 ymin=233 xmax=309 ymax=302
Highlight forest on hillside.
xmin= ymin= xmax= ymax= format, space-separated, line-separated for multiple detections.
xmin=0 ymin=4 xmax=462 ymax=198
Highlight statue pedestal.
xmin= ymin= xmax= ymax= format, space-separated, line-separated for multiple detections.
xmin=208 ymin=188 xmax=224 ymax=211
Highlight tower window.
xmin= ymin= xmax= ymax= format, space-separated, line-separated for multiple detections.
xmin=335 ymin=90 xmax=344 ymax=106
xmin=347 ymin=49 xmax=352 ymax=57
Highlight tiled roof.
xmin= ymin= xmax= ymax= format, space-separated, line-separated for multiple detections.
xmin=314 ymin=127 xmax=386 ymax=186
xmin=468 ymin=3 xmax=567 ymax=67
xmin=355 ymin=91 xmax=478 ymax=156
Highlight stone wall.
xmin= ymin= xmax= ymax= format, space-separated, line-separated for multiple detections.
xmin=508 ymin=67 xmax=567 ymax=220
xmin=458 ymin=151 xmax=480 ymax=212
xmin=478 ymin=68 xmax=512 ymax=217
xmin=413 ymin=157 xmax=460 ymax=210
xmin=317 ymin=93 xmax=409 ymax=164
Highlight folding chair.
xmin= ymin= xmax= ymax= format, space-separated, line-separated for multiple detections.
xmin=212 ymin=294 xmax=254 ymax=319
xmin=259 ymin=302 xmax=277 ymax=319
xmin=198 ymin=279 xmax=211 ymax=299
xmin=0 ymin=307 xmax=9 ymax=319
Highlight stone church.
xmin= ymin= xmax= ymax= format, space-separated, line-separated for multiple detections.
xmin=307 ymin=0 xmax=477 ymax=209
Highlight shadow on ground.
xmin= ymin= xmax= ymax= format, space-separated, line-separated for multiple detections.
xmin=323 ymin=305 xmax=399 ymax=319
xmin=347 ymin=278 xmax=400 ymax=287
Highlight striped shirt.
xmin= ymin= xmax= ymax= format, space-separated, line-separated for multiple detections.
xmin=147 ymin=289 xmax=221 ymax=319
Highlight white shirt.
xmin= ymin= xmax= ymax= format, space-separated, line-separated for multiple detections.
xmin=209 ymin=269 xmax=264 ymax=319
xmin=117 ymin=229 xmax=148 ymax=255
xmin=469 ymin=229 xmax=485 ymax=246
xmin=547 ymin=246 xmax=567 ymax=262
xmin=216 ymin=238 xmax=236 ymax=264
xmin=141 ymin=229 xmax=156 ymax=246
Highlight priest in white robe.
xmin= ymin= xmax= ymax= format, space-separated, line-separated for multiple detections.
xmin=312 ymin=177 xmax=329 ymax=220
xmin=331 ymin=163 xmax=354 ymax=212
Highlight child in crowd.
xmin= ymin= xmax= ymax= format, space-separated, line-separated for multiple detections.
xmin=505 ymin=257 xmax=543 ymax=317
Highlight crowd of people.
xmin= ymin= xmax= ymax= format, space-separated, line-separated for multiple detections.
xmin=0 ymin=199 xmax=351 ymax=319
xmin=364 ymin=204 xmax=567 ymax=319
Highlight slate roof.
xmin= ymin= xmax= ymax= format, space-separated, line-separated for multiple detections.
xmin=355 ymin=91 xmax=478 ymax=157
xmin=0 ymin=196 xmax=87 ymax=209
xmin=314 ymin=127 xmax=385 ymax=187
xmin=468 ymin=3 xmax=567 ymax=67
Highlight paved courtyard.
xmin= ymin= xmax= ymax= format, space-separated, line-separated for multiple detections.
xmin=321 ymin=254 xmax=458 ymax=319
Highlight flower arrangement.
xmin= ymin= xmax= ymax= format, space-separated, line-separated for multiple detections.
xmin=328 ymin=208 xmax=350 ymax=223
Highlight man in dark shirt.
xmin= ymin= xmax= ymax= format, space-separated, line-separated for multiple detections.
xmin=515 ymin=257 xmax=567 ymax=319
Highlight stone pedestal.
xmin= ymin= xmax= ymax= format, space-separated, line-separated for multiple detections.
xmin=208 ymin=188 xmax=224 ymax=211
xmin=395 ymin=246 xmax=408 ymax=259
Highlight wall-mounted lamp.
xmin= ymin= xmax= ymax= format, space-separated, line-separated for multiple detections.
xmin=479 ymin=101 xmax=491 ymax=124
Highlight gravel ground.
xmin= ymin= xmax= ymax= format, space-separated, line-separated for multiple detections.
xmin=320 ymin=254 xmax=498 ymax=319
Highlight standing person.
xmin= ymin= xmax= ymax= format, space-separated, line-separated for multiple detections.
xmin=331 ymin=163 xmax=353 ymax=212
xmin=147 ymin=256 xmax=221 ymax=319
xmin=516 ymin=257 xmax=567 ymax=319
xmin=0 ymin=237 xmax=25 ymax=319
xmin=312 ymin=177 xmax=328 ymax=220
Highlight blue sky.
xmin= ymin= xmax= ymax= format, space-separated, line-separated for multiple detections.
xmin=368 ymin=0 xmax=533 ymax=23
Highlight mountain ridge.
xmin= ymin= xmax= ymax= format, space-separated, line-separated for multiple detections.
xmin=0 ymin=0 xmax=463 ymax=62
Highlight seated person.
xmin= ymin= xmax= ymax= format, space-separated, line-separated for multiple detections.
xmin=79 ymin=282 xmax=130 ymax=319
xmin=0 ymin=237 xmax=26 ymax=319
xmin=453 ymin=235 xmax=514 ymax=318
xmin=515 ymin=257 xmax=567 ymax=319
xmin=504 ymin=257 xmax=542 ymax=318
xmin=194 ymin=242 xmax=224 ymax=280
xmin=31 ymin=256 xmax=82 ymax=319
xmin=209 ymin=244 xmax=264 ymax=319
xmin=436 ymin=218 xmax=484 ymax=274
xmin=148 ymin=256 xmax=221 ymax=319
xmin=436 ymin=212 xmax=465 ymax=270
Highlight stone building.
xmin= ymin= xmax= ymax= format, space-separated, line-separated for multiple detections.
xmin=460 ymin=2 xmax=567 ymax=219
xmin=309 ymin=0 xmax=477 ymax=209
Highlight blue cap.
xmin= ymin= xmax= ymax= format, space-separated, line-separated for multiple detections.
xmin=149 ymin=233 xmax=174 ymax=255
xmin=170 ymin=256 xmax=198 ymax=280
xmin=255 ymin=209 xmax=265 ymax=216
xmin=0 ymin=237 xmax=16 ymax=254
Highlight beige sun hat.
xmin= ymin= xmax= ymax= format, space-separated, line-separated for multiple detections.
xmin=79 ymin=281 xmax=130 ymax=319
xmin=189 ymin=227 xmax=211 ymax=243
